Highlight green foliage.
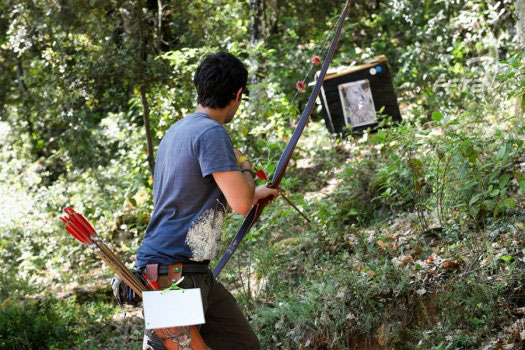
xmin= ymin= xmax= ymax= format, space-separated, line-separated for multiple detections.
xmin=305 ymin=113 xmax=524 ymax=236
xmin=0 ymin=0 xmax=523 ymax=349
xmin=0 ymin=291 xmax=126 ymax=350
xmin=499 ymin=51 xmax=525 ymax=106
xmin=0 ymin=297 xmax=73 ymax=350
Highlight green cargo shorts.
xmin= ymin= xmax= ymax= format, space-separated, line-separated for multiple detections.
xmin=143 ymin=270 xmax=260 ymax=350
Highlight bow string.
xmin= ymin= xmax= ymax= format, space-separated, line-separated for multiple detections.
xmin=213 ymin=0 xmax=353 ymax=277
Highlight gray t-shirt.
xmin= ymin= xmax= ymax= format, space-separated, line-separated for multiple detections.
xmin=136 ymin=113 xmax=239 ymax=268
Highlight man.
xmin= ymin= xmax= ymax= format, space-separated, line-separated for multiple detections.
xmin=136 ymin=52 xmax=278 ymax=350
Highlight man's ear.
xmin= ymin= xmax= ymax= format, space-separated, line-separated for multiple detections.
xmin=235 ymin=88 xmax=243 ymax=102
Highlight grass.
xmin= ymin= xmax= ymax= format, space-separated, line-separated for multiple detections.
xmin=217 ymin=109 xmax=525 ymax=349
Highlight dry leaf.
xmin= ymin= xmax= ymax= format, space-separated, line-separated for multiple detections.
xmin=443 ymin=259 xmax=460 ymax=269
xmin=413 ymin=246 xmax=423 ymax=257
xmin=427 ymin=268 xmax=438 ymax=275
xmin=401 ymin=255 xmax=411 ymax=265
xmin=377 ymin=240 xmax=387 ymax=249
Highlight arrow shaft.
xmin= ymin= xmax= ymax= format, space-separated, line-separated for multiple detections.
xmin=280 ymin=191 xmax=310 ymax=223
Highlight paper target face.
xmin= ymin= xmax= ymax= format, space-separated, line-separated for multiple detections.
xmin=338 ymin=79 xmax=377 ymax=127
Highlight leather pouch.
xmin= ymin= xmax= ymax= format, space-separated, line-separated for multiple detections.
xmin=146 ymin=263 xmax=159 ymax=282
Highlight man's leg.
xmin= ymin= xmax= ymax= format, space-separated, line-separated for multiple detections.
xmin=143 ymin=329 xmax=167 ymax=350
xmin=141 ymin=271 xmax=259 ymax=350
xmin=200 ymin=278 xmax=260 ymax=350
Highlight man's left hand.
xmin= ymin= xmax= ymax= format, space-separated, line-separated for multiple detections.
xmin=253 ymin=185 xmax=279 ymax=205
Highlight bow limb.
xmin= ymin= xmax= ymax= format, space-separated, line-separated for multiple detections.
xmin=212 ymin=201 xmax=266 ymax=277
xmin=213 ymin=0 xmax=352 ymax=278
xmin=270 ymin=0 xmax=353 ymax=188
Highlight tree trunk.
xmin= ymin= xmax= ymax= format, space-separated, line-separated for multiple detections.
xmin=136 ymin=0 xmax=156 ymax=176
xmin=517 ymin=0 xmax=525 ymax=48
xmin=249 ymin=0 xmax=266 ymax=86
xmin=516 ymin=0 xmax=525 ymax=117
xmin=16 ymin=58 xmax=36 ymax=154
xmin=250 ymin=0 xmax=264 ymax=44
xmin=156 ymin=0 xmax=163 ymax=52
xmin=139 ymin=86 xmax=156 ymax=176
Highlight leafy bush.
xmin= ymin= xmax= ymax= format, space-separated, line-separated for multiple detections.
xmin=0 ymin=297 xmax=74 ymax=350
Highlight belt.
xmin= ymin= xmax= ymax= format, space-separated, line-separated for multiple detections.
xmin=141 ymin=262 xmax=209 ymax=284
xmin=158 ymin=263 xmax=209 ymax=275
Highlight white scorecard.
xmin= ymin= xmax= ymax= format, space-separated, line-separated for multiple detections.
xmin=142 ymin=289 xmax=205 ymax=329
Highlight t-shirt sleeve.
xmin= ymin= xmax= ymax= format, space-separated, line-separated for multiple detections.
xmin=195 ymin=126 xmax=240 ymax=177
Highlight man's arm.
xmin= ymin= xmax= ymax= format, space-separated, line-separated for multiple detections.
xmin=213 ymin=151 xmax=278 ymax=215
xmin=213 ymin=170 xmax=255 ymax=215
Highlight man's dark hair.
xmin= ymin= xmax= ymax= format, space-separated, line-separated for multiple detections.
xmin=194 ymin=52 xmax=248 ymax=109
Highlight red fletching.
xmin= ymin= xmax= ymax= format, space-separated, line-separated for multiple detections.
xmin=75 ymin=212 xmax=96 ymax=235
xmin=256 ymin=169 xmax=268 ymax=180
xmin=64 ymin=207 xmax=75 ymax=214
xmin=143 ymin=274 xmax=159 ymax=290
xmin=67 ymin=214 xmax=92 ymax=238
xmin=59 ymin=207 xmax=97 ymax=245
xmin=65 ymin=208 xmax=97 ymax=236
xmin=65 ymin=223 xmax=89 ymax=244
xmin=296 ymin=80 xmax=306 ymax=93
xmin=310 ymin=56 xmax=322 ymax=65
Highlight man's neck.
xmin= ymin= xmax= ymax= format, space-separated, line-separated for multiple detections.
xmin=195 ymin=105 xmax=227 ymax=124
